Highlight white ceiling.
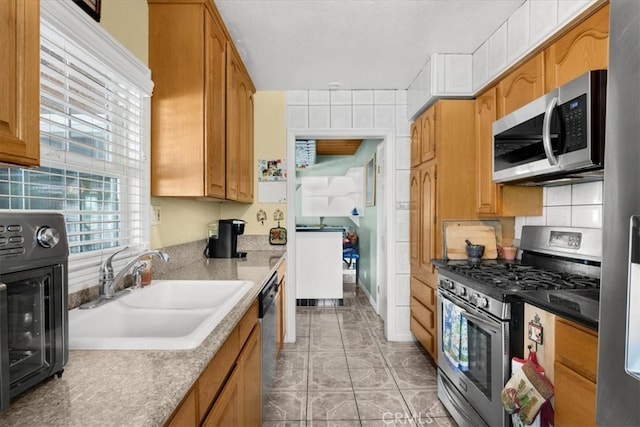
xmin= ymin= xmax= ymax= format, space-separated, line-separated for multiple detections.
xmin=214 ymin=0 xmax=526 ymax=90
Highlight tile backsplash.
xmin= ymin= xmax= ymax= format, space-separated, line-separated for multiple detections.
xmin=515 ymin=181 xmax=603 ymax=239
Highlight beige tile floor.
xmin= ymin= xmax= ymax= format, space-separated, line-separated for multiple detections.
xmin=263 ymin=281 xmax=458 ymax=427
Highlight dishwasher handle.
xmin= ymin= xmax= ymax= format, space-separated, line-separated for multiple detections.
xmin=259 ymin=272 xmax=279 ymax=318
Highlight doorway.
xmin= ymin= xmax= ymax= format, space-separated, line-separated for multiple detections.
xmin=285 ymin=128 xmax=395 ymax=343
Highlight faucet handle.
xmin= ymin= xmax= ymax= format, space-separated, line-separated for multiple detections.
xmin=131 ymin=263 xmax=145 ymax=289
xmin=100 ymin=247 xmax=128 ymax=281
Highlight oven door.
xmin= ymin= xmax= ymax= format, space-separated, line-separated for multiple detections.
xmin=437 ymin=290 xmax=510 ymax=427
xmin=0 ymin=265 xmax=66 ymax=410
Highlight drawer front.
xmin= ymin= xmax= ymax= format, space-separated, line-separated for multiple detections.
xmin=555 ymin=318 xmax=598 ymax=382
xmin=276 ymin=258 xmax=286 ymax=283
xmin=410 ymin=315 xmax=436 ymax=357
xmin=410 ymin=296 xmax=435 ymax=331
xmin=238 ymin=300 xmax=259 ymax=347
xmin=410 ymin=275 xmax=436 ymax=310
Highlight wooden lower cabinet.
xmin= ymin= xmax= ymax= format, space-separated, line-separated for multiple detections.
xmin=554 ymin=318 xmax=598 ymax=427
xmin=410 ymin=275 xmax=437 ymax=360
xmin=165 ymin=300 xmax=260 ymax=427
xmin=205 ymin=322 xmax=261 ymax=427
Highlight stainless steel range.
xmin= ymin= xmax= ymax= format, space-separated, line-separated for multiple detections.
xmin=433 ymin=225 xmax=601 ymax=427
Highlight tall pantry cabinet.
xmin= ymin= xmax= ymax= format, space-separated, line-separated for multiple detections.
xmin=149 ymin=0 xmax=255 ymax=202
xmin=409 ymin=100 xmax=477 ymax=360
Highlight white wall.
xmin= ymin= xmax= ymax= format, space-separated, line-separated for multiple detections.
xmin=286 ymin=89 xmax=413 ymax=341
xmin=515 ymin=181 xmax=604 ymax=239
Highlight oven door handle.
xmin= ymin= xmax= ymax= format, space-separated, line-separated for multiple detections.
xmin=542 ymin=96 xmax=559 ymax=166
xmin=0 ymin=282 xmax=10 ymax=410
xmin=461 ymin=310 xmax=500 ymax=330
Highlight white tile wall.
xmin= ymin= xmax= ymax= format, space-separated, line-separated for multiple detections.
xmin=287 ymin=89 xmax=412 ymax=341
xmin=516 ymin=181 xmax=604 ymax=237
xmin=507 ymin=2 xmax=530 ymax=62
xmin=353 ymin=105 xmax=374 ymax=128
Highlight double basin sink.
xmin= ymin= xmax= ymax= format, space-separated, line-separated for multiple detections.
xmin=69 ymin=280 xmax=254 ymax=350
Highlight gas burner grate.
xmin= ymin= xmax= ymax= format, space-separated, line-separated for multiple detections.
xmin=446 ymin=263 xmax=600 ymax=292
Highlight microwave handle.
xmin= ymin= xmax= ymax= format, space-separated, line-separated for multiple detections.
xmin=542 ymin=96 xmax=559 ymax=166
xmin=0 ymin=282 xmax=10 ymax=410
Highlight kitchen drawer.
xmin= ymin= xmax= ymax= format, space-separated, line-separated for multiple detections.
xmin=410 ymin=296 xmax=435 ymax=331
xmin=410 ymin=315 xmax=436 ymax=357
xmin=555 ymin=317 xmax=598 ymax=382
xmin=238 ymin=300 xmax=258 ymax=347
xmin=410 ymin=275 xmax=435 ymax=310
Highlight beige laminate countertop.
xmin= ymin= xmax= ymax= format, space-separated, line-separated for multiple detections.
xmin=0 ymin=250 xmax=285 ymax=427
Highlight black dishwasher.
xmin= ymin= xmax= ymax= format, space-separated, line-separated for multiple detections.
xmin=259 ymin=271 xmax=278 ymax=408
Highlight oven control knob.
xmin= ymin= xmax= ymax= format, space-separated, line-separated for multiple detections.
xmin=477 ymin=297 xmax=489 ymax=308
xmin=457 ymin=286 xmax=466 ymax=297
xmin=37 ymin=226 xmax=60 ymax=248
xmin=447 ymin=280 xmax=455 ymax=290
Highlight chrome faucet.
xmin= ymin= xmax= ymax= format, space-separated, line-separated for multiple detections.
xmin=80 ymin=247 xmax=170 ymax=309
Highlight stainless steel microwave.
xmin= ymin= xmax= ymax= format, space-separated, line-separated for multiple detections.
xmin=492 ymin=70 xmax=607 ymax=184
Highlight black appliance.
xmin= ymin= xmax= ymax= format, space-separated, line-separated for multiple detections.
xmin=259 ymin=271 xmax=278 ymax=414
xmin=492 ymin=69 xmax=607 ymax=185
xmin=0 ymin=211 xmax=69 ymax=412
xmin=433 ymin=225 xmax=601 ymax=427
xmin=205 ymin=219 xmax=247 ymax=258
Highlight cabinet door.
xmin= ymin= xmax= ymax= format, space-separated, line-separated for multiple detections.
xmin=418 ymin=162 xmax=437 ymax=283
xmin=204 ymin=10 xmax=227 ymax=199
xmin=475 ymin=88 xmax=500 ymax=216
xmin=544 ymin=4 xmax=609 ymax=92
xmin=497 ymin=53 xmax=545 ymax=118
xmin=410 ymin=119 xmax=421 ymax=167
xmin=420 ymin=107 xmax=436 ymax=163
xmin=237 ymin=80 xmax=254 ymax=203
xmin=409 ymin=168 xmax=421 ymax=268
xmin=554 ymin=362 xmax=597 ymax=427
xmin=238 ymin=323 xmax=261 ymax=427
xmin=203 ymin=365 xmax=241 ymax=427
xmin=0 ymin=0 xmax=40 ymax=167
xmin=226 ymin=45 xmax=255 ymax=203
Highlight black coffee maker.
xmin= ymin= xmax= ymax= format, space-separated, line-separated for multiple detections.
xmin=205 ymin=219 xmax=247 ymax=258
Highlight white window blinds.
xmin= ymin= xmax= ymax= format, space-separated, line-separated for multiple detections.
xmin=0 ymin=4 xmax=153 ymax=293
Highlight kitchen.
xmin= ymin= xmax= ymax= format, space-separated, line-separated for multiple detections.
xmin=0 ymin=0 xmax=638 ymax=426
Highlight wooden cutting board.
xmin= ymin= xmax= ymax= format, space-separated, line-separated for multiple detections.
xmin=445 ymin=224 xmax=498 ymax=260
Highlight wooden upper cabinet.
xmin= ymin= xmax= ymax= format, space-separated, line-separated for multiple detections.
xmin=226 ymin=44 xmax=255 ymax=203
xmin=410 ymin=120 xmax=421 ymax=168
xmin=0 ymin=0 xmax=40 ymax=167
xmin=497 ymin=53 xmax=545 ymax=118
xmin=544 ymin=3 xmax=609 ymax=92
xmin=204 ymin=10 xmax=227 ymax=199
xmin=475 ymin=88 xmax=500 ymax=216
xmin=150 ymin=3 xmax=223 ymax=197
xmin=149 ymin=0 xmax=254 ymax=202
xmin=420 ymin=107 xmax=436 ymax=163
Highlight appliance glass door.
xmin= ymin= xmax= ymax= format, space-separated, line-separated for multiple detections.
xmin=494 ymin=110 xmax=560 ymax=172
xmin=4 ymin=267 xmax=53 ymax=387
